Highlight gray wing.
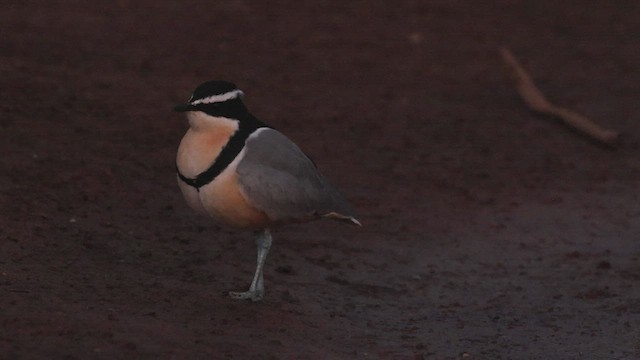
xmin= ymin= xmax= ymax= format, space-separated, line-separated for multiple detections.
xmin=236 ymin=128 xmax=356 ymax=224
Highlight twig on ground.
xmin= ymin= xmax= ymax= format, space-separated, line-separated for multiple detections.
xmin=500 ymin=47 xmax=619 ymax=146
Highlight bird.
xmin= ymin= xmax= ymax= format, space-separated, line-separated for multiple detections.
xmin=174 ymin=80 xmax=361 ymax=301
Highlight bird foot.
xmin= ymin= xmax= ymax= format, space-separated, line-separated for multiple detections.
xmin=228 ymin=290 xmax=264 ymax=302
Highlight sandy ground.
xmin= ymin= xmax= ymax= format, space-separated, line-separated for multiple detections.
xmin=1 ymin=1 xmax=640 ymax=359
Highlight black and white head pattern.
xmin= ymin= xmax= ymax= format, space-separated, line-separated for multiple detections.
xmin=174 ymin=80 xmax=247 ymax=117
xmin=188 ymin=81 xmax=245 ymax=105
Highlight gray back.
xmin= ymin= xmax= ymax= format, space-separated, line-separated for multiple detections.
xmin=236 ymin=128 xmax=354 ymax=224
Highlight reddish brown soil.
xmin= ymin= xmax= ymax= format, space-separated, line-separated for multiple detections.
xmin=2 ymin=1 xmax=640 ymax=359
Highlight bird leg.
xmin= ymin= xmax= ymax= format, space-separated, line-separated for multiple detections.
xmin=229 ymin=229 xmax=272 ymax=302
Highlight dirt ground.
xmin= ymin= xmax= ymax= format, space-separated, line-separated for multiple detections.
xmin=2 ymin=1 xmax=640 ymax=359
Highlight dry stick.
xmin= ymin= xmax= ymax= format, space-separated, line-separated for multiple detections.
xmin=500 ymin=47 xmax=619 ymax=145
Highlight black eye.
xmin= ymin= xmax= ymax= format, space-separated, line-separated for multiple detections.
xmin=203 ymin=103 xmax=222 ymax=112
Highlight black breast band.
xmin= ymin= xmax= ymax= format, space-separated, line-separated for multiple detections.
xmin=177 ymin=119 xmax=268 ymax=191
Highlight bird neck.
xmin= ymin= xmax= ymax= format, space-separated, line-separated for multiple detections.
xmin=177 ymin=112 xmax=271 ymax=191
xmin=187 ymin=111 xmax=239 ymax=133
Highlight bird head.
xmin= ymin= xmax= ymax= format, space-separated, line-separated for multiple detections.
xmin=174 ymin=80 xmax=248 ymax=119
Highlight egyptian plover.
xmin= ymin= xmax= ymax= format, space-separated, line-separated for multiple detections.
xmin=174 ymin=81 xmax=360 ymax=301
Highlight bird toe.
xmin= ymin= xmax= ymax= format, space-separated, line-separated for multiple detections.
xmin=228 ymin=290 xmax=264 ymax=302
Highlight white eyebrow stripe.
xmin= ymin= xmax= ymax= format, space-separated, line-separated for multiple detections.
xmin=191 ymin=89 xmax=244 ymax=105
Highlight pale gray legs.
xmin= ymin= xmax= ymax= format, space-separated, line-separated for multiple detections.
xmin=229 ymin=229 xmax=272 ymax=302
